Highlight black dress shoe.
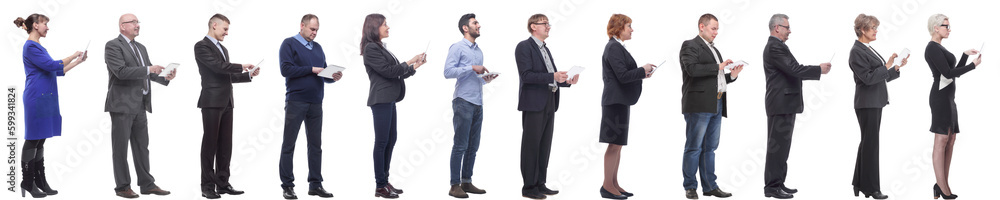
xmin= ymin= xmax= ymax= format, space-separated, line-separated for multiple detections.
xmin=600 ymin=187 xmax=627 ymax=199
xmin=620 ymin=191 xmax=634 ymax=197
xmin=282 ymin=187 xmax=297 ymax=199
xmin=704 ymin=188 xmax=733 ymax=198
xmin=308 ymin=186 xmax=333 ymax=198
xmin=522 ymin=191 xmax=547 ymax=199
xmin=780 ymin=185 xmax=798 ymax=194
xmin=860 ymin=191 xmax=888 ymax=199
xmin=387 ymin=183 xmax=403 ymax=194
xmin=375 ymin=186 xmax=399 ymax=199
xmin=201 ymin=189 xmax=221 ymax=199
xmin=217 ymin=185 xmax=244 ymax=195
xmin=538 ymin=185 xmax=559 ymax=195
xmin=686 ymin=189 xmax=699 ymax=199
xmin=765 ymin=188 xmax=793 ymax=199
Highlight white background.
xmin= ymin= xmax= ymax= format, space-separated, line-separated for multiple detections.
xmin=2 ymin=0 xmax=997 ymax=199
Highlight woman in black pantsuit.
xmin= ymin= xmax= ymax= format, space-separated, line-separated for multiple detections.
xmin=847 ymin=14 xmax=905 ymax=199
xmin=598 ymin=14 xmax=655 ymax=200
xmin=924 ymin=14 xmax=982 ymax=200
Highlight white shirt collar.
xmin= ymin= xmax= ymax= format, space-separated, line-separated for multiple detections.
xmin=699 ymin=35 xmax=713 ymax=47
xmin=121 ymin=33 xmax=133 ymax=43
xmin=613 ymin=37 xmax=624 ymax=45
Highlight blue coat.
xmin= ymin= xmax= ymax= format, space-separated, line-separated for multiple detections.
xmin=22 ymin=40 xmax=65 ymax=140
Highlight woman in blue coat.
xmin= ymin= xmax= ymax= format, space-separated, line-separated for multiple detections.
xmin=14 ymin=14 xmax=87 ymax=198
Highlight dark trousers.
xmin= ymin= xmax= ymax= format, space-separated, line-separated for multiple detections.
xmin=201 ymin=107 xmax=234 ymax=190
xmin=110 ymin=112 xmax=156 ymax=191
xmin=521 ymin=94 xmax=556 ymax=194
xmin=853 ymin=108 xmax=882 ymax=192
xmin=371 ymin=103 xmax=397 ymax=188
xmin=279 ymin=101 xmax=324 ymax=189
xmin=764 ymin=114 xmax=796 ymax=190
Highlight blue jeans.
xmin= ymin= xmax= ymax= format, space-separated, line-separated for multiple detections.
xmin=682 ymin=99 xmax=723 ymax=191
xmin=371 ymin=103 xmax=398 ymax=188
xmin=450 ymin=98 xmax=483 ymax=185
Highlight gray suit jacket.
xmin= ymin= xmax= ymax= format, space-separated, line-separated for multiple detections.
xmin=848 ymin=40 xmax=900 ymax=109
xmin=362 ymin=42 xmax=416 ymax=106
xmin=104 ymin=34 xmax=169 ymax=114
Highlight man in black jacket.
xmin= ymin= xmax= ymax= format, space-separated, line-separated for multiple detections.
xmin=515 ymin=13 xmax=579 ymax=200
xmin=761 ymin=14 xmax=831 ymax=199
xmin=194 ymin=13 xmax=259 ymax=199
xmin=678 ymin=13 xmax=742 ymax=199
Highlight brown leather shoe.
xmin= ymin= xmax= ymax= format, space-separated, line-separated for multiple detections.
xmin=461 ymin=183 xmax=486 ymax=194
xmin=375 ymin=186 xmax=398 ymax=199
xmin=387 ymin=183 xmax=403 ymax=194
xmin=116 ymin=188 xmax=140 ymax=199
xmin=141 ymin=186 xmax=171 ymax=195
xmin=449 ymin=184 xmax=468 ymax=198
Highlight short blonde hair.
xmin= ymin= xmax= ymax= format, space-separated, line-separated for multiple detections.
xmin=927 ymin=14 xmax=948 ymax=36
xmin=853 ymin=14 xmax=879 ymax=37
xmin=606 ymin=14 xmax=631 ymax=40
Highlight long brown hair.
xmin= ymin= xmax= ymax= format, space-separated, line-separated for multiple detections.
xmin=13 ymin=13 xmax=49 ymax=34
xmin=360 ymin=13 xmax=386 ymax=56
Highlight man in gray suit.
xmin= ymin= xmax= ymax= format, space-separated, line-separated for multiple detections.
xmin=104 ymin=13 xmax=173 ymax=198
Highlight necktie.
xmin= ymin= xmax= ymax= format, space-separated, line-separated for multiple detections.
xmin=539 ymin=44 xmax=557 ymax=92
xmin=129 ymin=41 xmax=149 ymax=94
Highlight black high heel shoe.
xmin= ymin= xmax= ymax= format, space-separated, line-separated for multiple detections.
xmin=600 ymin=187 xmax=627 ymax=199
xmin=855 ymin=186 xmax=888 ymax=199
xmin=934 ymin=184 xmax=958 ymax=199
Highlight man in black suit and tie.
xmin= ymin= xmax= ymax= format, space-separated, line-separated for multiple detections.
xmin=194 ymin=13 xmax=259 ymax=199
xmin=104 ymin=13 xmax=173 ymax=198
xmin=514 ymin=13 xmax=579 ymax=200
xmin=761 ymin=14 xmax=831 ymax=199
xmin=678 ymin=13 xmax=742 ymax=199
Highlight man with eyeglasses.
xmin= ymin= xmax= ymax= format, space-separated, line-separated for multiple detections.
xmin=761 ymin=14 xmax=832 ymax=199
xmin=514 ymin=13 xmax=579 ymax=200
xmin=104 ymin=13 xmax=174 ymax=198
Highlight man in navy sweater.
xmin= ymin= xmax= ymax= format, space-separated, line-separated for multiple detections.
xmin=277 ymin=14 xmax=341 ymax=199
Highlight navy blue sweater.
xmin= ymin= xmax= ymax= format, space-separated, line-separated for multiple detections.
xmin=279 ymin=36 xmax=334 ymax=103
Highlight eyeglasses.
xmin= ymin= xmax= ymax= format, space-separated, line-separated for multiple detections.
xmin=121 ymin=20 xmax=140 ymax=25
xmin=940 ymin=24 xmax=950 ymax=30
xmin=777 ymin=25 xmax=790 ymax=31
xmin=532 ymin=22 xmax=551 ymax=27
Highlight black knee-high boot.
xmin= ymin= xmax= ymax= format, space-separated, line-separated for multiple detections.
xmin=34 ymin=158 xmax=57 ymax=195
xmin=20 ymin=142 xmax=46 ymax=198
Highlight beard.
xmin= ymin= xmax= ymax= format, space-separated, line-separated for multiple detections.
xmin=470 ymin=29 xmax=480 ymax=38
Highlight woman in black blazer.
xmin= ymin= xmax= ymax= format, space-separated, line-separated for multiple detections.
xmin=360 ymin=13 xmax=426 ymax=199
xmin=846 ymin=14 xmax=905 ymax=199
xmin=924 ymin=14 xmax=981 ymax=200
xmin=598 ymin=14 xmax=654 ymax=200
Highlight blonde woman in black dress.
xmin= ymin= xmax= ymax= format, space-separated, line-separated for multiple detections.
xmin=923 ymin=14 xmax=982 ymax=200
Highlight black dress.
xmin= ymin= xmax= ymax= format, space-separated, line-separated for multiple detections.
xmin=924 ymin=41 xmax=976 ymax=134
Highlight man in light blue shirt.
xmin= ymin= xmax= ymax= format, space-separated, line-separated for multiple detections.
xmin=443 ymin=13 xmax=496 ymax=199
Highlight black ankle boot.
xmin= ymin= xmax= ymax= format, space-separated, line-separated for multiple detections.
xmin=20 ymin=161 xmax=47 ymax=198
xmin=33 ymin=159 xmax=57 ymax=195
